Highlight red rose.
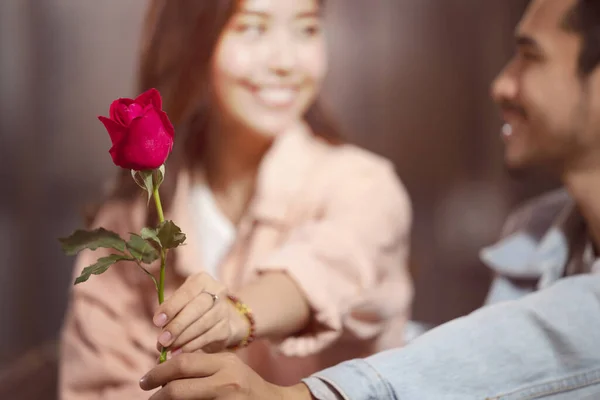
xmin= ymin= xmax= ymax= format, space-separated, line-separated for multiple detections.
xmin=98 ymin=88 xmax=174 ymax=170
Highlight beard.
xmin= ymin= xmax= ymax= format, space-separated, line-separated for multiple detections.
xmin=501 ymin=102 xmax=591 ymax=179
xmin=502 ymin=160 xmax=558 ymax=181
xmin=502 ymin=161 xmax=530 ymax=179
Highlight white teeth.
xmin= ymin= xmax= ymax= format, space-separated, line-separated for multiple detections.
xmin=502 ymin=123 xmax=513 ymax=137
xmin=255 ymin=88 xmax=296 ymax=106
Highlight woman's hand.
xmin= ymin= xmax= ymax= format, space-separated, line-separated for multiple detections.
xmin=153 ymin=272 xmax=249 ymax=354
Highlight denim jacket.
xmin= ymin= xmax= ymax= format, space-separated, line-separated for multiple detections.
xmin=303 ymin=189 xmax=600 ymax=399
xmin=482 ymin=189 xmax=596 ymax=305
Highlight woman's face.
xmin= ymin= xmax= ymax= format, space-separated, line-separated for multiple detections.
xmin=211 ymin=0 xmax=327 ymax=138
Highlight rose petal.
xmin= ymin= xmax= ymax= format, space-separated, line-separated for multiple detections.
xmin=135 ymin=88 xmax=162 ymax=110
xmin=109 ymin=98 xmax=134 ymax=125
xmin=123 ymin=103 xmax=145 ymax=124
xmin=159 ymin=110 xmax=175 ymax=139
xmin=108 ymin=143 xmax=147 ymax=170
xmin=117 ymin=107 xmax=174 ymax=170
xmin=98 ymin=116 xmax=127 ymax=145
xmin=108 ymin=145 xmax=129 ymax=169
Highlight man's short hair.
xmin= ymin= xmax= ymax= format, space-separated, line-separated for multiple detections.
xmin=562 ymin=0 xmax=600 ymax=77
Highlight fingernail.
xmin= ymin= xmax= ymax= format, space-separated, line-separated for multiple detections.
xmin=153 ymin=313 xmax=167 ymax=327
xmin=139 ymin=375 xmax=147 ymax=388
xmin=158 ymin=331 xmax=172 ymax=346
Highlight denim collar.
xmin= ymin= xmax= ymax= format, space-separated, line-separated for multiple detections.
xmin=480 ymin=191 xmax=592 ymax=287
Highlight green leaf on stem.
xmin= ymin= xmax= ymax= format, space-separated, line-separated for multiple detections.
xmin=74 ymin=254 xmax=133 ymax=284
xmin=126 ymin=234 xmax=160 ymax=263
xmin=140 ymin=227 xmax=162 ymax=249
xmin=59 ymin=228 xmax=127 ymax=256
xmin=156 ymin=220 xmax=186 ymax=249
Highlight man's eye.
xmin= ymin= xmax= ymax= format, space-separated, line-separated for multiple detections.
xmin=517 ymin=49 xmax=543 ymax=62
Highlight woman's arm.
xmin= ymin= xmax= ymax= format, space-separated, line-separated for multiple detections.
xmin=233 ymin=271 xmax=311 ymax=341
xmin=247 ymin=159 xmax=413 ymax=355
xmin=154 ymin=159 xmax=413 ymax=354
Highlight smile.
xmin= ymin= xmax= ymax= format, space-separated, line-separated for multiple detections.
xmin=250 ymin=85 xmax=300 ymax=109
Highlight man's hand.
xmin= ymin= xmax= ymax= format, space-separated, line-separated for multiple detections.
xmin=139 ymin=352 xmax=314 ymax=400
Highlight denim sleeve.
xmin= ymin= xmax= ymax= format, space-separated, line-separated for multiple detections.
xmin=302 ymin=377 xmax=346 ymax=400
xmin=305 ymin=274 xmax=600 ymax=400
xmin=303 ymin=359 xmax=394 ymax=400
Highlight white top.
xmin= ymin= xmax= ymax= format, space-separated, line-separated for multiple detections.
xmin=189 ymin=184 xmax=236 ymax=279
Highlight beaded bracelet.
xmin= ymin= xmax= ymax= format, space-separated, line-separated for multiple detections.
xmin=227 ymin=294 xmax=256 ymax=350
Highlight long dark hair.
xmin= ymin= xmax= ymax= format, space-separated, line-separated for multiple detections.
xmin=88 ymin=0 xmax=341 ymax=225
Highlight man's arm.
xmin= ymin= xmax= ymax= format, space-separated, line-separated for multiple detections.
xmin=304 ymin=274 xmax=600 ymax=399
xmin=139 ymin=274 xmax=600 ymax=399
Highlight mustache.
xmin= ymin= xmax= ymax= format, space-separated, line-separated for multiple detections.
xmin=498 ymin=100 xmax=527 ymax=118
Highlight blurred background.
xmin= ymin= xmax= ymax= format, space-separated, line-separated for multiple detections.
xmin=0 ymin=0 xmax=560 ymax=398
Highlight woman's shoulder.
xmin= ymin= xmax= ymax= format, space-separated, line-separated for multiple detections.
xmin=318 ymin=141 xmax=401 ymax=184
xmin=306 ymin=140 xmax=412 ymax=226
xmin=288 ymin=124 xmax=397 ymax=178
xmin=311 ymin=140 xmax=411 ymax=209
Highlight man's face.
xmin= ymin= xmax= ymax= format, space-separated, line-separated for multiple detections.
xmin=491 ymin=0 xmax=600 ymax=174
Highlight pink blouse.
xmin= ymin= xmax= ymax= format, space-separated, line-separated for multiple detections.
xmin=59 ymin=122 xmax=413 ymax=399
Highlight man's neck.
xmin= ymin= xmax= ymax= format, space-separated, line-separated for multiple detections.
xmin=564 ymin=169 xmax=600 ymax=249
